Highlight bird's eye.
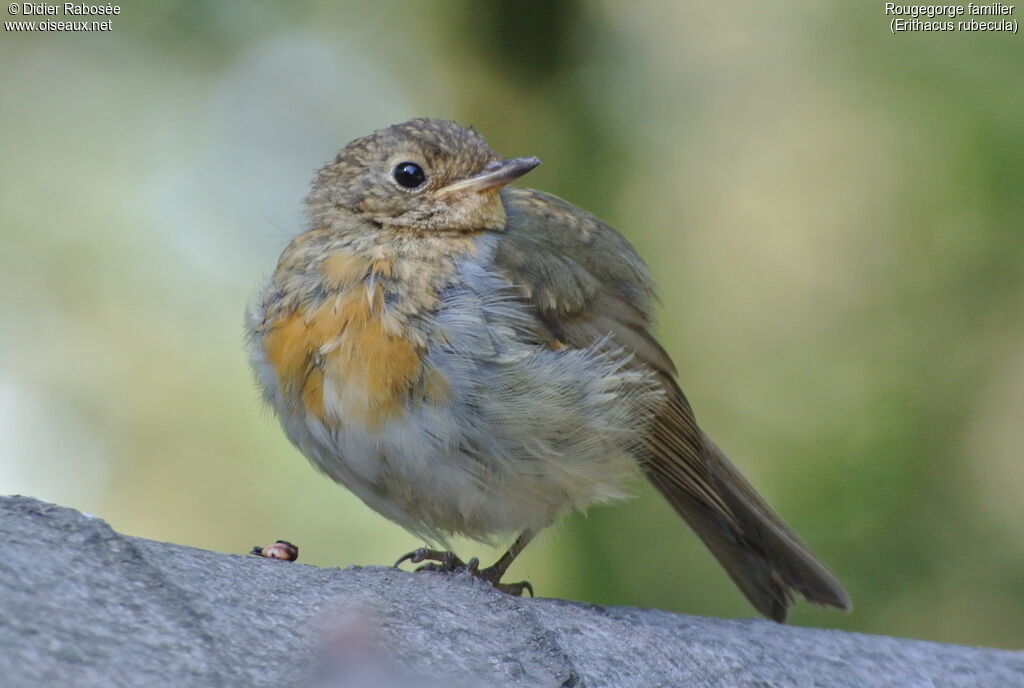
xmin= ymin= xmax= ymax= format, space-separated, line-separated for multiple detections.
xmin=393 ymin=162 xmax=426 ymax=189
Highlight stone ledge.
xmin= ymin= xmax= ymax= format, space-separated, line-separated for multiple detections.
xmin=1 ymin=496 xmax=1021 ymax=687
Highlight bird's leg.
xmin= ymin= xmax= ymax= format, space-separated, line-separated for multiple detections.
xmin=393 ymin=548 xmax=466 ymax=573
xmin=393 ymin=530 xmax=538 ymax=596
xmin=476 ymin=530 xmax=537 ymax=597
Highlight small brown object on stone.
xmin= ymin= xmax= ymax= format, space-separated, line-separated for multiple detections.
xmin=250 ymin=540 xmax=299 ymax=561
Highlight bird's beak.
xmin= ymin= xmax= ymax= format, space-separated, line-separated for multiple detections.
xmin=439 ymin=156 xmax=541 ymax=196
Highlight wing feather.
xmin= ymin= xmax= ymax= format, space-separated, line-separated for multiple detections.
xmin=493 ymin=187 xmax=850 ymax=621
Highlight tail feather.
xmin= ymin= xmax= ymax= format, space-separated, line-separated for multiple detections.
xmin=703 ymin=436 xmax=851 ymax=614
xmin=644 ymin=430 xmax=850 ymax=622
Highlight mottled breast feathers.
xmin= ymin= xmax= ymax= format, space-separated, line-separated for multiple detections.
xmin=260 ymin=249 xmax=420 ymax=429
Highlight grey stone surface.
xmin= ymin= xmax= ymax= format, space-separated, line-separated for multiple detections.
xmin=1 ymin=495 xmax=1021 ymax=688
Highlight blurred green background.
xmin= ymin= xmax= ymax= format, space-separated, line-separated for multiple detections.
xmin=2 ymin=1 xmax=1022 ymax=649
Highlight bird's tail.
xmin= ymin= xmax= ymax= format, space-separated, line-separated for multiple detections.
xmin=644 ymin=432 xmax=851 ymax=622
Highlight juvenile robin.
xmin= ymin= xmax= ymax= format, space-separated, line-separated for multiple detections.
xmin=246 ymin=118 xmax=850 ymax=621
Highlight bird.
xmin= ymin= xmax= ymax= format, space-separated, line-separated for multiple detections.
xmin=246 ymin=118 xmax=851 ymax=621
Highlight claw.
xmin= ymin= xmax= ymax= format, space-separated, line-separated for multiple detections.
xmin=493 ymin=580 xmax=534 ymax=597
xmin=393 ymin=548 xmax=465 ymax=571
xmin=393 ymin=548 xmax=535 ymax=597
xmin=477 ymin=562 xmax=533 ymax=596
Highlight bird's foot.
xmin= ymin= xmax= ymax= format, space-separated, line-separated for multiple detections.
xmin=467 ymin=558 xmax=534 ymax=597
xmin=488 ymin=578 xmax=534 ymax=597
xmin=393 ymin=550 xmax=533 ymax=597
xmin=393 ymin=548 xmax=466 ymax=573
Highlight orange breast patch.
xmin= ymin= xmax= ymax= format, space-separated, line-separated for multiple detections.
xmin=262 ymin=252 xmax=422 ymax=430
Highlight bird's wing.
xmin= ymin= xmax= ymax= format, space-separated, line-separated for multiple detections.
xmin=493 ymin=187 xmax=850 ymax=621
xmin=494 ymin=187 xmax=723 ymax=512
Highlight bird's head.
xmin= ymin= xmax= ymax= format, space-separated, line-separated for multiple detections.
xmin=307 ymin=118 xmax=540 ymax=233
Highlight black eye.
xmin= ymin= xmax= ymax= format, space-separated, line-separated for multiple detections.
xmin=393 ymin=162 xmax=426 ymax=189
